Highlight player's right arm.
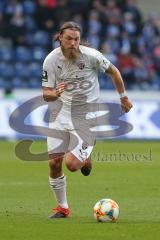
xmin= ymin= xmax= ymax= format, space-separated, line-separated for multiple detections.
xmin=42 ymin=54 xmax=67 ymax=102
xmin=43 ymin=83 xmax=67 ymax=102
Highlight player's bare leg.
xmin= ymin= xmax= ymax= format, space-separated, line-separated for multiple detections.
xmin=65 ymin=152 xmax=92 ymax=176
xmin=48 ymin=153 xmax=70 ymax=218
xmin=49 ymin=153 xmax=63 ymax=178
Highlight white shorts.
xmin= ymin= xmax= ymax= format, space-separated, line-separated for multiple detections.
xmin=47 ymin=106 xmax=96 ymax=162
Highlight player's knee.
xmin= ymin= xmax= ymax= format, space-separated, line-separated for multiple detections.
xmin=66 ymin=162 xmax=78 ymax=172
xmin=49 ymin=160 xmax=61 ymax=171
xmin=65 ymin=152 xmax=83 ymax=172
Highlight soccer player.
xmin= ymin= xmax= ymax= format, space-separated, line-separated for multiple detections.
xmin=42 ymin=21 xmax=133 ymax=218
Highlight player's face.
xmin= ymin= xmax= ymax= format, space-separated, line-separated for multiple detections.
xmin=59 ymin=29 xmax=81 ymax=60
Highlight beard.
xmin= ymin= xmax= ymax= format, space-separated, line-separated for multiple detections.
xmin=61 ymin=46 xmax=80 ymax=60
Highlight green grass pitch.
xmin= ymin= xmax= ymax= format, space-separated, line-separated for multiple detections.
xmin=0 ymin=140 xmax=160 ymax=240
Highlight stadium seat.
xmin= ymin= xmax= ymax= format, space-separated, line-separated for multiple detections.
xmin=12 ymin=77 xmax=27 ymax=88
xmin=0 ymin=47 xmax=13 ymax=62
xmin=32 ymin=47 xmax=47 ymax=62
xmin=15 ymin=46 xmax=32 ymax=62
xmin=23 ymin=0 xmax=36 ymax=15
xmin=99 ymin=78 xmax=108 ymax=89
xmin=29 ymin=62 xmax=42 ymax=78
xmin=28 ymin=77 xmax=41 ymax=88
xmin=0 ymin=77 xmax=5 ymax=88
xmin=0 ymin=77 xmax=12 ymax=89
xmin=25 ymin=33 xmax=34 ymax=46
xmin=99 ymin=74 xmax=114 ymax=90
xmin=14 ymin=62 xmax=30 ymax=78
xmin=0 ymin=62 xmax=13 ymax=78
xmin=25 ymin=16 xmax=37 ymax=32
xmin=33 ymin=31 xmax=49 ymax=47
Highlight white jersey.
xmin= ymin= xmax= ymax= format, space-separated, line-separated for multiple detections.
xmin=42 ymin=45 xmax=110 ymax=105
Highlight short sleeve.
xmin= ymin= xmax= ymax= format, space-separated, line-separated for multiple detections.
xmin=94 ymin=51 xmax=111 ymax=73
xmin=42 ymin=57 xmax=56 ymax=88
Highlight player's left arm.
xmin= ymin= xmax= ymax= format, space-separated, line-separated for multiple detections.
xmin=105 ymin=63 xmax=133 ymax=113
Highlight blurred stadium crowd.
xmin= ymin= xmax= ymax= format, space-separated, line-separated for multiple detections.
xmin=0 ymin=0 xmax=160 ymax=90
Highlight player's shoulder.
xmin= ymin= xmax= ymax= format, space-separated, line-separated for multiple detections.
xmin=43 ymin=47 xmax=61 ymax=65
xmin=80 ymin=45 xmax=102 ymax=58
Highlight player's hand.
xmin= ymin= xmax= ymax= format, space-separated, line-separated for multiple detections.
xmin=120 ymin=96 xmax=133 ymax=113
xmin=55 ymin=82 xmax=67 ymax=97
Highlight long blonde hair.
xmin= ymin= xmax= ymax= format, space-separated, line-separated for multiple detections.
xmin=54 ymin=21 xmax=91 ymax=47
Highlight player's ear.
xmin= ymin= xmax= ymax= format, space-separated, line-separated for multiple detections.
xmin=59 ymin=34 xmax=62 ymax=42
xmin=54 ymin=33 xmax=61 ymax=44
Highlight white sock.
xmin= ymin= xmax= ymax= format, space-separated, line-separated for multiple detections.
xmin=49 ymin=175 xmax=68 ymax=209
